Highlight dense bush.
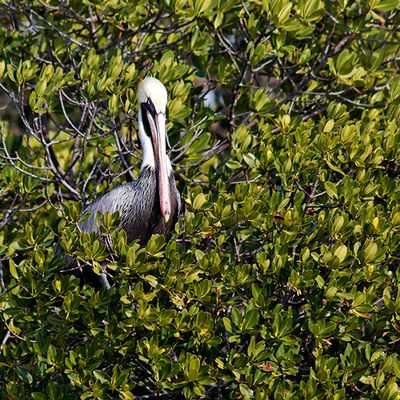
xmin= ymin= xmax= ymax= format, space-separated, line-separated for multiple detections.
xmin=1 ymin=0 xmax=400 ymax=398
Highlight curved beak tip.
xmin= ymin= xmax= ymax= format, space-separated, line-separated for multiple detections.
xmin=163 ymin=212 xmax=171 ymax=223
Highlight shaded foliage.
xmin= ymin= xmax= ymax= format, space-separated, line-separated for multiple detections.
xmin=1 ymin=0 xmax=400 ymax=399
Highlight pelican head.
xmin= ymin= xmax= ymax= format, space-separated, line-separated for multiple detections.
xmin=138 ymin=77 xmax=171 ymax=223
xmin=138 ymin=77 xmax=168 ymax=114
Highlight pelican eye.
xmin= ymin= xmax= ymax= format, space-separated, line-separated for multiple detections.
xmin=141 ymin=98 xmax=157 ymax=137
xmin=143 ymin=97 xmax=165 ymax=117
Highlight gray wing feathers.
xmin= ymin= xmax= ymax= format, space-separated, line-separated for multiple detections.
xmin=79 ymin=167 xmax=179 ymax=244
xmin=79 ymin=174 xmax=157 ymax=243
xmin=79 ymin=184 xmax=135 ymax=233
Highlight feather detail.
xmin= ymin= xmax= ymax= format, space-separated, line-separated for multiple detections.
xmin=79 ymin=166 xmax=179 ymax=244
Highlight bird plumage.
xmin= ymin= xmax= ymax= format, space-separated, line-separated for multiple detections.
xmin=79 ymin=166 xmax=180 ymax=244
xmin=79 ymin=77 xmax=180 ymax=245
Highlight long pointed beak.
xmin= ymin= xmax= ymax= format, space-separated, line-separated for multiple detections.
xmin=147 ymin=111 xmax=171 ymax=223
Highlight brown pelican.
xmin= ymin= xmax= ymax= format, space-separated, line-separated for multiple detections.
xmin=80 ymin=77 xmax=180 ymax=255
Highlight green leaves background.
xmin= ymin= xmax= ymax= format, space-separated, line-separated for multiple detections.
xmin=0 ymin=0 xmax=400 ymax=398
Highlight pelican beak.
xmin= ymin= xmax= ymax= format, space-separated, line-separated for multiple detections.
xmin=146 ymin=109 xmax=171 ymax=223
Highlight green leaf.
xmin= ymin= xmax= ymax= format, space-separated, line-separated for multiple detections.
xmin=144 ymin=275 xmax=158 ymax=287
xmin=0 ymin=60 xmax=5 ymax=80
xmin=16 ymin=366 xmax=33 ymax=384
xmin=36 ymin=80 xmax=47 ymax=96
xmin=9 ymin=259 xmax=19 ymax=280
xmin=324 ymin=182 xmax=338 ymax=199
xmin=193 ymin=193 xmax=207 ymax=210
xmin=214 ymin=12 xmax=224 ymax=29
xmin=352 ymin=293 xmax=366 ymax=308
xmin=278 ymin=3 xmax=292 ymax=24
xmin=332 ymin=215 xmax=344 ymax=234
xmin=93 ymin=370 xmax=109 ymax=384
xmin=223 ymin=317 xmax=233 ymax=333
xmin=334 ymin=244 xmax=347 ymax=263
xmin=31 ymin=394 xmax=47 ymax=400
xmin=373 ymin=0 xmax=400 ymax=11
xmin=187 ymin=356 xmax=200 ymax=381
xmin=146 ymin=234 xmax=165 ymax=257
xmin=195 ymin=0 xmax=212 ymax=14
xmin=323 ymin=119 xmax=334 ymax=133
xmin=363 ymin=241 xmax=378 ymax=262
xmin=242 ymin=309 xmax=259 ymax=331
xmin=239 ymin=384 xmax=253 ymax=399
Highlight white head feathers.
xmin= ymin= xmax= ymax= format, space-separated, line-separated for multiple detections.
xmin=138 ymin=77 xmax=168 ymax=114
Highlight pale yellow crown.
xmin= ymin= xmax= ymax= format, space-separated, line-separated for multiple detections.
xmin=138 ymin=77 xmax=168 ymax=114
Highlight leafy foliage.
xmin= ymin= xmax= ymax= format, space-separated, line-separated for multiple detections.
xmin=1 ymin=0 xmax=400 ymax=399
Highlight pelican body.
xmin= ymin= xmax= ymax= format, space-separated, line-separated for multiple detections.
xmin=79 ymin=77 xmax=180 ymax=244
